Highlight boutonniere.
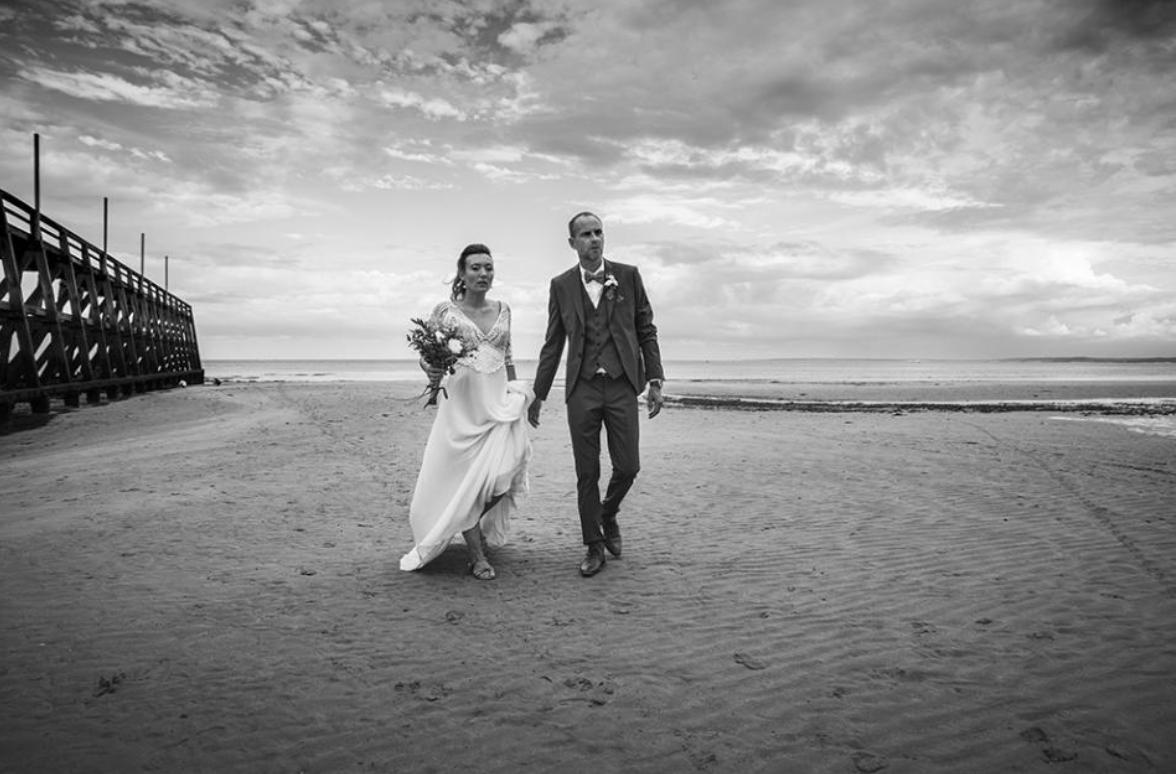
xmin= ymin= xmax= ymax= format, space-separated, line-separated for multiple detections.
xmin=603 ymin=273 xmax=622 ymax=302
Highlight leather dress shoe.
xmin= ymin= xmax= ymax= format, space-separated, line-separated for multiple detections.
xmin=602 ymin=521 xmax=622 ymax=558
xmin=580 ymin=544 xmax=606 ymax=577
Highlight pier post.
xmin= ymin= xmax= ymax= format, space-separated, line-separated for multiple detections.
xmin=32 ymin=133 xmax=41 ymax=240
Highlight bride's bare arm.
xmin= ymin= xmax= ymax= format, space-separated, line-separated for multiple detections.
xmin=505 ymin=304 xmax=517 ymax=381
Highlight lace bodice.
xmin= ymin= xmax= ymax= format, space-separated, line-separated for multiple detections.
xmin=430 ymin=300 xmax=514 ymax=374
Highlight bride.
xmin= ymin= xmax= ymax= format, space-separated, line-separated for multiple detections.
xmin=399 ymin=243 xmax=533 ymax=580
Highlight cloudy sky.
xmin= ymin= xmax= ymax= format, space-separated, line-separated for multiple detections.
xmin=2 ymin=0 xmax=1174 ymax=361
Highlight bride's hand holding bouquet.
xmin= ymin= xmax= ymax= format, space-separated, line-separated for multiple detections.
xmin=407 ymin=317 xmax=473 ymax=405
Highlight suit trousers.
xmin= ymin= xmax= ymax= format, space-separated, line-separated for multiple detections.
xmin=566 ymin=373 xmax=641 ymax=545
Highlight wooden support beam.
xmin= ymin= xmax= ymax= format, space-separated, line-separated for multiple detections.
xmin=2 ymin=185 xmax=204 ymax=414
xmin=0 ymin=202 xmax=41 ymax=391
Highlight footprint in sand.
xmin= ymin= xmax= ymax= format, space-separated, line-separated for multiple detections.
xmin=395 ymin=680 xmax=450 ymax=702
xmin=851 ymin=751 xmax=888 ymax=772
xmin=733 ymin=652 xmax=767 ymax=670
xmin=561 ymin=676 xmax=615 ymax=705
xmin=92 ymin=672 xmax=126 ymax=697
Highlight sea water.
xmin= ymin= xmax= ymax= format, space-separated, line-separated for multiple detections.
xmin=201 ymin=358 xmax=1176 ymax=386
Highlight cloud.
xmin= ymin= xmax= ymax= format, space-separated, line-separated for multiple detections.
xmin=377 ymin=87 xmax=465 ymax=120
xmin=78 ymin=134 xmax=171 ymax=162
xmin=498 ymin=21 xmax=561 ymax=56
xmin=18 ymin=66 xmax=218 ymax=108
xmin=57 ymin=13 xmax=101 ymax=34
xmin=384 ymin=142 xmax=453 ymax=165
xmin=828 ymin=187 xmax=993 ymax=212
xmin=605 ymin=195 xmax=739 ymax=230
xmin=148 ymin=185 xmax=302 ymax=228
xmin=367 ymin=174 xmax=453 ymax=191
xmin=738 ymin=242 xmax=895 ymax=280
xmin=1055 ymin=0 xmax=1176 ymax=51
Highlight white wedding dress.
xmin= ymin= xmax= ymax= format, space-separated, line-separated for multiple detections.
xmin=399 ymin=300 xmax=533 ymax=571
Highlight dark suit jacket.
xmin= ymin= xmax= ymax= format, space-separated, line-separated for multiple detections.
xmin=533 ymin=260 xmax=664 ymax=401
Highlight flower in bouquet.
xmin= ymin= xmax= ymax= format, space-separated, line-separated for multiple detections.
xmin=407 ymin=317 xmax=474 ymax=404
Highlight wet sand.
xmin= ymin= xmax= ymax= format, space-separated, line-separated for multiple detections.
xmin=1 ymin=381 xmax=1174 ymax=772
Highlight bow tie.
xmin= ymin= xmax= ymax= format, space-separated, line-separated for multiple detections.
xmin=584 ymin=270 xmax=605 ymax=284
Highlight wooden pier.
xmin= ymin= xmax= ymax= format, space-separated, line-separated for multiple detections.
xmin=1 ymin=187 xmax=203 ymax=420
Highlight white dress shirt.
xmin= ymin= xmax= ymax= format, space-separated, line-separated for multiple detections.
xmin=580 ymin=261 xmax=605 ymax=308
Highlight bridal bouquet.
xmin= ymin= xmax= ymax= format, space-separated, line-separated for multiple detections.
xmin=407 ymin=317 xmax=473 ymax=405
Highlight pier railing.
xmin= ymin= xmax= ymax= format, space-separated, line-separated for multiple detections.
xmin=1 ymin=187 xmax=203 ymax=418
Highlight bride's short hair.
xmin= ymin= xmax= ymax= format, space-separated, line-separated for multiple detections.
xmin=451 ymin=243 xmax=492 ymax=299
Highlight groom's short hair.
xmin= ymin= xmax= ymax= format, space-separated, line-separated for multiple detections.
xmin=568 ymin=211 xmax=600 ymax=237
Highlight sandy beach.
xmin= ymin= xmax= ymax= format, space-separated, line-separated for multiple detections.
xmin=2 ymin=381 xmax=1174 ymax=773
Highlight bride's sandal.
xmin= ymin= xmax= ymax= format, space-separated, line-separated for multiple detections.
xmin=469 ymin=559 xmax=496 ymax=581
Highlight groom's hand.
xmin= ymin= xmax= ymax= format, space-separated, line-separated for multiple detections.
xmin=647 ymin=383 xmax=664 ymax=418
xmin=528 ymin=398 xmax=543 ymax=428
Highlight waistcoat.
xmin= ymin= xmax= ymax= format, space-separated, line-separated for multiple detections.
xmin=578 ymin=284 xmax=623 ymax=382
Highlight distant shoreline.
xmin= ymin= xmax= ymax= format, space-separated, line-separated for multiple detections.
xmin=202 ymin=357 xmax=1176 ymax=386
xmin=665 ymin=394 xmax=1176 ymax=415
xmin=1000 ymin=356 xmax=1176 ymax=364
xmin=663 ymin=377 xmax=1176 ymax=408
xmin=204 ymin=356 xmax=1176 ymax=363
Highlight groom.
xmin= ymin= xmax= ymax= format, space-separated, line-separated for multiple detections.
xmin=529 ymin=211 xmax=665 ymax=577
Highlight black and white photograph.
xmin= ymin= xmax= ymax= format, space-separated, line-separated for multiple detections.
xmin=2 ymin=1 xmax=1174 ymax=771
